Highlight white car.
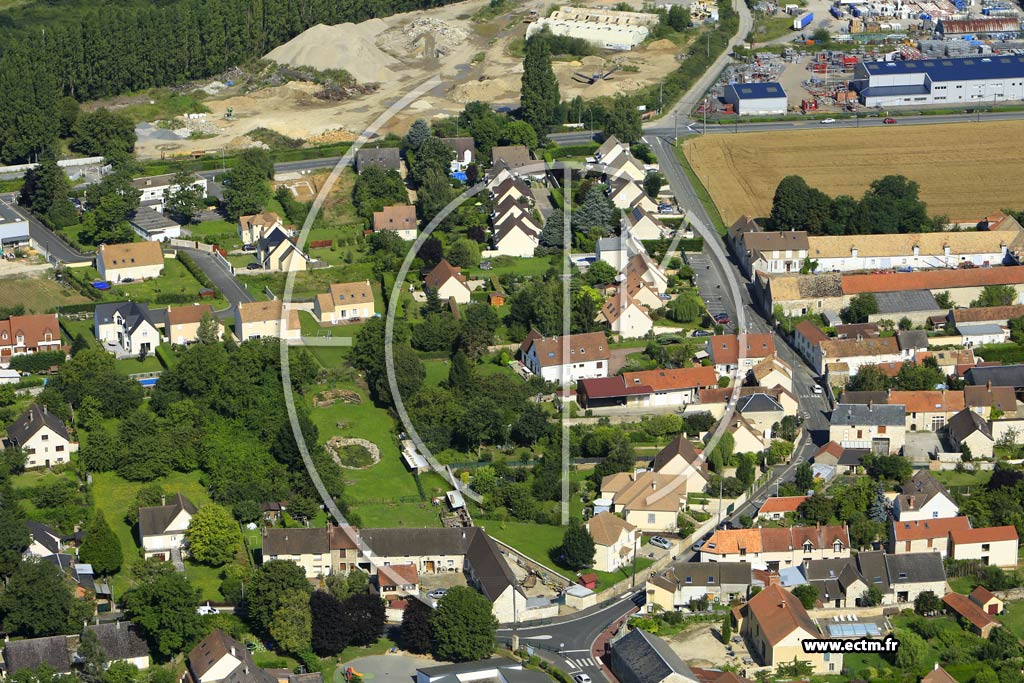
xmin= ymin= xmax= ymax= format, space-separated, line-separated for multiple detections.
xmin=573 ymin=675 xmax=592 ymax=683
xmin=197 ymin=603 xmax=219 ymax=615
xmin=812 ymin=385 xmax=823 ymax=395
xmin=821 ymin=118 xmax=836 ymax=124
xmin=427 ymin=589 xmax=448 ymax=600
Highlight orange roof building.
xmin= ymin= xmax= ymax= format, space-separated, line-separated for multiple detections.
xmin=949 ymin=525 xmax=1019 ymax=567
xmin=757 ymin=496 xmax=809 ymax=519
xmin=943 ymin=591 xmax=1001 ymax=638
xmin=702 ymin=524 xmax=849 ymax=568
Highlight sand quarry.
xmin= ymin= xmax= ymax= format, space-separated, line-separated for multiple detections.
xmin=132 ymin=0 xmax=686 ymax=159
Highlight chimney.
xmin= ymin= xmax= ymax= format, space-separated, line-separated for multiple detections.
xmin=651 ymin=480 xmax=657 ymax=491
xmin=868 ymin=400 xmax=874 ymax=411
xmin=908 ymin=496 xmax=915 ymax=508
xmin=115 ymin=621 xmax=120 ymax=630
xmin=988 ymin=380 xmax=993 ymax=390
xmin=230 ymin=645 xmax=236 ymax=657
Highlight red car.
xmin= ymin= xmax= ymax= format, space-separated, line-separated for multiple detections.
xmin=883 ymin=117 xmax=897 ymax=124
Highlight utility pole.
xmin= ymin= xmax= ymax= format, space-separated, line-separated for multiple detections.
xmin=630 ymin=534 xmax=639 ymax=587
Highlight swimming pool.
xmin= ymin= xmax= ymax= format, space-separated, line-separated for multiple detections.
xmin=138 ymin=377 xmax=159 ymax=387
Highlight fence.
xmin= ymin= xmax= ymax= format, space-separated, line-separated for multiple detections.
xmin=490 ymin=537 xmax=572 ymax=591
xmin=212 ymin=250 xmax=235 ymax=275
xmin=168 ymin=239 xmax=218 ymax=254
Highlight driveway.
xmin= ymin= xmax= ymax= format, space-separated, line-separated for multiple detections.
xmin=183 ymin=248 xmax=253 ymax=312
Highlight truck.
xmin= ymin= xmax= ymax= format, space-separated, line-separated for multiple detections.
xmin=794 ymin=11 xmax=814 ymax=29
xmin=830 ymin=5 xmax=843 ymax=18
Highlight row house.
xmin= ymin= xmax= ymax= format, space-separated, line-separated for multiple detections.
xmin=0 ymin=313 xmax=64 ymax=367
xmin=700 ymin=524 xmax=851 ymax=569
xmin=646 ymin=561 xmax=753 ymax=611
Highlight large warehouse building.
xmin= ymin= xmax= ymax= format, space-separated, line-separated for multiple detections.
xmin=526 ymin=17 xmax=652 ymax=50
xmin=853 ymin=56 xmax=1024 ymax=107
xmin=723 ymin=82 xmax=788 ymax=115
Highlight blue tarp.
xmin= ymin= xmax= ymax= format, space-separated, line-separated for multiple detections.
xmin=451 ymin=171 xmax=468 ymax=182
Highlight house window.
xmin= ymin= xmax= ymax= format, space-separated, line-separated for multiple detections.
xmin=879 ymin=426 xmax=887 ymax=434
xmin=708 ymin=576 xmax=715 ymax=584
xmin=982 ymin=543 xmax=991 ymax=552
xmin=932 ymin=511 xmax=939 ymax=518
xmin=804 ymin=542 xmax=813 ymax=553
xmin=833 ymin=541 xmax=842 ymax=552
xmin=41 ymin=435 xmax=48 ymax=442
xmin=647 ymin=513 xmax=655 ymax=524
xmin=685 ymin=576 xmax=692 ymax=584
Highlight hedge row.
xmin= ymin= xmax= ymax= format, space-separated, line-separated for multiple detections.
xmin=155 ymin=345 xmax=175 ymax=370
xmin=61 ymin=268 xmax=102 ymax=301
xmin=57 ymin=302 xmax=100 ymax=316
xmin=176 ymin=251 xmax=216 ymax=292
xmin=10 ymin=351 xmax=66 ymax=374
xmin=677 ymin=237 xmax=705 ymax=252
xmin=548 ymin=143 xmax=599 ymax=159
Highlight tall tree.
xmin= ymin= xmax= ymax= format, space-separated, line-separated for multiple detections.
xmin=404 ymin=119 xmax=431 ymax=151
xmin=310 ymin=591 xmax=348 ymax=656
xmin=417 ymin=169 xmax=454 ymax=224
xmin=79 ymin=509 xmax=123 ymax=575
xmin=340 ymin=593 xmax=385 ymax=647
xmin=185 ymin=504 xmax=241 ymax=566
xmin=121 ymin=572 xmax=202 ymax=659
xmin=0 ymin=559 xmax=82 ymax=637
xmin=401 ymin=598 xmax=434 ymax=654
xmin=223 ymin=156 xmax=272 ymax=220
xmin=446 ymin=350 xmax=474 ymax=391
xmin=78 ymin=629 xmax=107 ymax=683
xmin=540 ymin=209 xmax=565 ymax=248
xmin=603 ymin=96 xmax=642 ymax=144
xmin=794 ymin=462 xmax=814 ymax=492
xmin=246 ymin=560 xmax=311 ymax=635
xmin=520 ymin=37 xmax=560 ymax=135
xmin=561 ymin=518 xmax=595 ymax=570
xmin=269 ymin=589 xmax=312 ymax=655
xmin=196 ymin=312 xmax=221 ymax=345
xmin=163 ymin=170 xmax=206 ymax=224
xmin=70 ymin=109 xmax=136 ymax=158
xmin=19 ymin=157 xmax=77 ymax=228
xmin=431 ymin=586 xmax=498 ymax=662
xmin=411 ymin=136 xmax=454 ymax=184
xmin=0 ymin=46 xmax=60 ymax=164
xmin=0 ymin=490 xmax=29 ymax=577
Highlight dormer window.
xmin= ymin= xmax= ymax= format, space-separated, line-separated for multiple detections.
xmin=685 ymin=576 xmax=692 ymax=584
xmin=707 ymin=576 xmax=715 ymax=584
xmin=803 ymin=541 xmax=813 ymax=553
xmin=833 ymin=541 xmax=842 ymax=552
xmin=899 ymin=572 xmax=908 ymax=580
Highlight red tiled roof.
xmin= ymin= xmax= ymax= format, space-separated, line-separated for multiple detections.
xmin=759 ymin=496 xmax=809 ymax=514
xmin=795 ymin=320 xmax=827 ymax=344
xmin=943 ymin=592 xmax=999 ymax=631
xmin=892 ymin=516 xmax=971 ymax=541
xmin=887 ymin=390 xmax=965 ymax=414
xmin=0 ymin=313 xmax=61 ymax=349
xmin=378 ymin=563 xmax=418 ymax=587
xmin=949 ymin=525 xmax=1019 ymax=544
xmin=425 ymin=259 xmax=467 ymax=290
xmin=578 ymin=376 xmax=652 ymax=399
xmin=708 ymin=333 xmax=775 ymax=365
xmin=622 ymin=366 xmax=718 ymax=392
xmin=842 ymin=265 xmax=1024 ymax=295
xmin=744 ymin=584 xmax=820 ymax=646
xmin=970 ymin=586 xmax=997 ymax=606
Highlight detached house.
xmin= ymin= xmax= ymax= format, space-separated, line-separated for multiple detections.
xmin=164 ymin=304 xmax=220 ymax=345
xmin=373 ymin=204 xmax=418 ymax=241
xmin=0 ymin=313 xmax=64 ymax=367
xmin=355 ymin=148 xmax=401 ymax=174
xmin=184 ymin=630 xmax=278 ymax=683
xmin=441 ymin=137 xmax=476 ymax=173
xmin=520 ymin=330 xmax=610 ymax=384
xmin=596 ymin=288 xmax=653 ymax=338
xmin=599 ymin=471 xmax=692 ymax=532
xmin=624 ymin=205 xmax=669 ymax=241
xmin=946 ymin=409 xmax=995 ymax=459
xmin=491 ymin=215 xmax=541 ymax=258
xmin=737 ymin=584 xmax=841 ymax=674
xmin=235 ymin=300 xmax=301 ymax=341
xmin=587 ymin=512 xmax=638 ymax=573
xmin=138 ymin=493 xmax=196 ymax=561
xmin=94 ymin=302 xmax=160 ymax=357
xmin=949 ymin=525 xmax=1019 ymax=567
xmin=313 ymin=281 xmax=375 ymax=324
xmin=258 ymin=225 xmax=309 ymax=272
xmin=96 ymin=241 xmax=165 ymax=283
xmin=893 ymin=472 xmax=959 ymax=522
xmin=239 ymin=211 xmax=284 ymax=246
xmin=757 ymin=496 xmax=808 ymax=521
xmin=425 ymin=259 xmax=472 ymax=305
xmin=4 ymin=404 xmax=78 ymax=469
xmin=650 ymin=434 xmax=708 ymax=487
xmin=828 ymin=403 xmax=906 ymax=454
xmin=707 ymin=334 xmax=776 ymax=375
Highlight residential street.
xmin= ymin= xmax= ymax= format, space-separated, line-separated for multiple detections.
xmin=1 ymin=192 xmax=91 ymax=265
xmin=183 ymin=248 xmax=254 ymax=312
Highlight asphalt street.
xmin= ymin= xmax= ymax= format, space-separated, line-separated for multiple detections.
xmin=497 ymin=591 xmax=644 ymax=681
xmin=1 ymin=192 xmax=90 ymax=265
xmin=183 ymin=248 xmax=254 ymax=311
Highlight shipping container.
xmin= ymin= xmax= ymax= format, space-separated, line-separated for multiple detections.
xmin=794 ymin=11 xmax=814 ymax=29
xmin=830 ymin=5 xmax=844 ymax=18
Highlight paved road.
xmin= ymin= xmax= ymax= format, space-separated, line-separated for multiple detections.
xmin=497 ymin=591 xmax=645 ymax=682
xmin=184 ymin=248 xmax=254 ymax=311
xmin=1 ymin=192 xmax=91 ymax=265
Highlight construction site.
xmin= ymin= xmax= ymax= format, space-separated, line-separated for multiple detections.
xmin=129 ymin=0 xmax=693 ymax=160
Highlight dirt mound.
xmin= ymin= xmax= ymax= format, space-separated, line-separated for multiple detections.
xmin=265 ymin=21 xmax=399 ymax=85
xmin=450 ymin=74 xmax=521 ymax=103
xmin=648 ymin=38 xmax=678 ymax=51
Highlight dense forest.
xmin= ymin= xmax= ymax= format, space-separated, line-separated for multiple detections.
xmin=0 ymin=0 xmax=460 ymax=164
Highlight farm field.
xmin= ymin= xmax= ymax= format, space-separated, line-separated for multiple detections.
xmin=683 ymin=121 xmax=1024 ymax=224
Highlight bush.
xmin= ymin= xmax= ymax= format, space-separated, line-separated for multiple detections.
xmin=155 ymin=345 xmax=175 ymax=369
xmin=57 ymin=302 xmax=100 ymax=315
xmin=10 ymin=350 xmax=66 ymax=374
xmin=176 ymin=251 xmax=215 ymax=290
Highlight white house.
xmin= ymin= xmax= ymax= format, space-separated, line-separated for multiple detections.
xmin=949 ymin=525 xmax=1020 ymax=568
xmin=234 ymin=300 xmax=302 ymax=341
xmin=805 ymin=231 xmax=1010 ymax=273
xmin=958 ymin=323 xmax=1009 ymax=348
xmin=137 ymin=493 xmax=196 ymax=561
xmin=492 ymin=216 xmax=541 ymax=258
xmin=94 ymin=301 xmax=160 ymax=357
xmin=238 ymin=211 xmax=284 ymax=246
xmin=313 ymin=281 xmax=375 ymax=324
xmin=4 ymin=405 xmax=78 ymax=469
xmin=425 ymin=259 xmax=472 ymax=305
xmin=596 ymin=289 xmax=653 ymax=338
xmin=893 ymin=471 xmax=960 ymax=521
xmin=520 ymin=329 xmax=610 ymax=384
xmin=623 ymin=205 xmax=668 ymax=241
xmin=131 ymin=172 xmax=207 ymax=211
xmin=373 ymin=204 xmax=418 ymax=241
xmin=258 ymin=225 xmax=309 ymax=272
xmin=96 ymin=242 xmax=165 ymax=283
xmin=587 ymin=512 xmax=637 ymax=573
xmin=441 ymin=137 xmax=476 ymax=173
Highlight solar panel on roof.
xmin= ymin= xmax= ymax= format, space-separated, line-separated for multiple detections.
xmin=1001 ymin=58 xmax=1012 ymax=62
xmin=964 ymin=59 xmax=975 ymax=64
xmin=923 ymin=61 xmax=935 ymax=66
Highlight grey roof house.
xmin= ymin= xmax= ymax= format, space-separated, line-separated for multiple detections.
xmin=2 ymin=636 xmax=72 ymax=675
xmin=355 ymin=147 xmax=401 ymax=174
xmin=137 ymin=493 xmax=197 ymax=561
xmin=609 ymin=628 xmax=699 ymax=683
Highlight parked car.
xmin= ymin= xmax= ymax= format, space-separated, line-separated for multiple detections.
xmin=692 ymin=539 xmax=706 ymax=551
xmin=573 ymin=675 xmax=592 ymax=683
xmin=650 ymin=536 xmax=672 ymax=550
xmin=812 ymin=385 xmax=823 ymax=395
xmin=692 ymin=330 xmax=712 ymax=337
xmin=883 ymin=117 xmax=897 ymax=124
xmin=242 ymin=244 xmax=256 ymax=252
xmin=197 ymin=603 xmax=219 ymax=615
xmin=427 ymin=589 xmax=448 ymax=600
xmin=246 ymin=263 xmax=261 ymax=270
xmin=821 ymin=118 xmax=836 ymax=124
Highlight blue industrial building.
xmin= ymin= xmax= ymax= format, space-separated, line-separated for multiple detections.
xmin=723 ymin=82 xmax=788 ymax=115
xmin=853 ymin=55 xmax=1024 ymax=107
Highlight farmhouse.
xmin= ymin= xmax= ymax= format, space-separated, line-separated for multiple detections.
xmin=424 ymin=259 xmax=472 ymax=305
xmin=314 ymin=281 xmax=375 ymax=324
xmin=373 ymin=204 xmax=418 ymax=241
xmin=96 ymin=241 xmax=165 ymax=283
xmin=723 ymin=82 xmax=788 ymax=116
xmin=520 ymin=330 xmax=610 ymax=384
xmin=138 ymin=493 xmax=196 ymax=561
xmin=164 ymin=304 xmax=220 ymax=345
xmin=948 ymin=525 xmax=1019 ymax=567
xmin=262 ymin=526 xmax=359 ymax=578
xmin=94 ymin=302 xmax=161 ymax=357
xmin=234 ymin=300 xmax=301 ymax=341
xmin=4 ymin=404 xmax=78 ymax=469
xmin=736 ymin=584 xmax=841 ymax=674
xmin=0 ymin=312 xmax=64 ymax=367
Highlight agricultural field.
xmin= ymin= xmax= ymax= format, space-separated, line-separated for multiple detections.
xmin=0 ymin=272 xmax=88 ymax=313
xmin=683 ymin=121 xmax=1024 ymax=224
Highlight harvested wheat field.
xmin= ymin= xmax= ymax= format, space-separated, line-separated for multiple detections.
xmin=684 ymin=121 xmax=1024 ymax=225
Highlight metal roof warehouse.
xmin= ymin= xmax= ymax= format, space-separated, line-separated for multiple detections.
xmin=854 ymin=56 xmax=1024 ymax=107
xmin=723 ymin=82 xmax=787 ymax=116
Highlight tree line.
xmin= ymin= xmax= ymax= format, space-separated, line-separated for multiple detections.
xmin=0 ymin=0 xmax=462 ymax=164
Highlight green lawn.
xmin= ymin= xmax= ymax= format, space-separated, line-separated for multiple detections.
xmin=424 ymin=359 xmax=449 ymax=386
xmin=185 ymin=560 xmax=226 ymax=602
xmin=484 ymin=521 xmax=573 ymax=580
xmin=90 ymin=470 xmax=214 ymax=597
xmin=948 ymin=576 xmax=977 ymax=594
xmin=932 ymin=469 xmax=992 ymax=488
xmin=998 ymin=599 xmax=1024 ymax=640
xmin=464 ymin=256 xmax=557 ymax=280
xmin=592 ymin=557 xmax=654 ymax=593
xmin=78 ymin=258 xmax=227 ymax=307
xmin=114 ymin=355 xmax=165 ymax=375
